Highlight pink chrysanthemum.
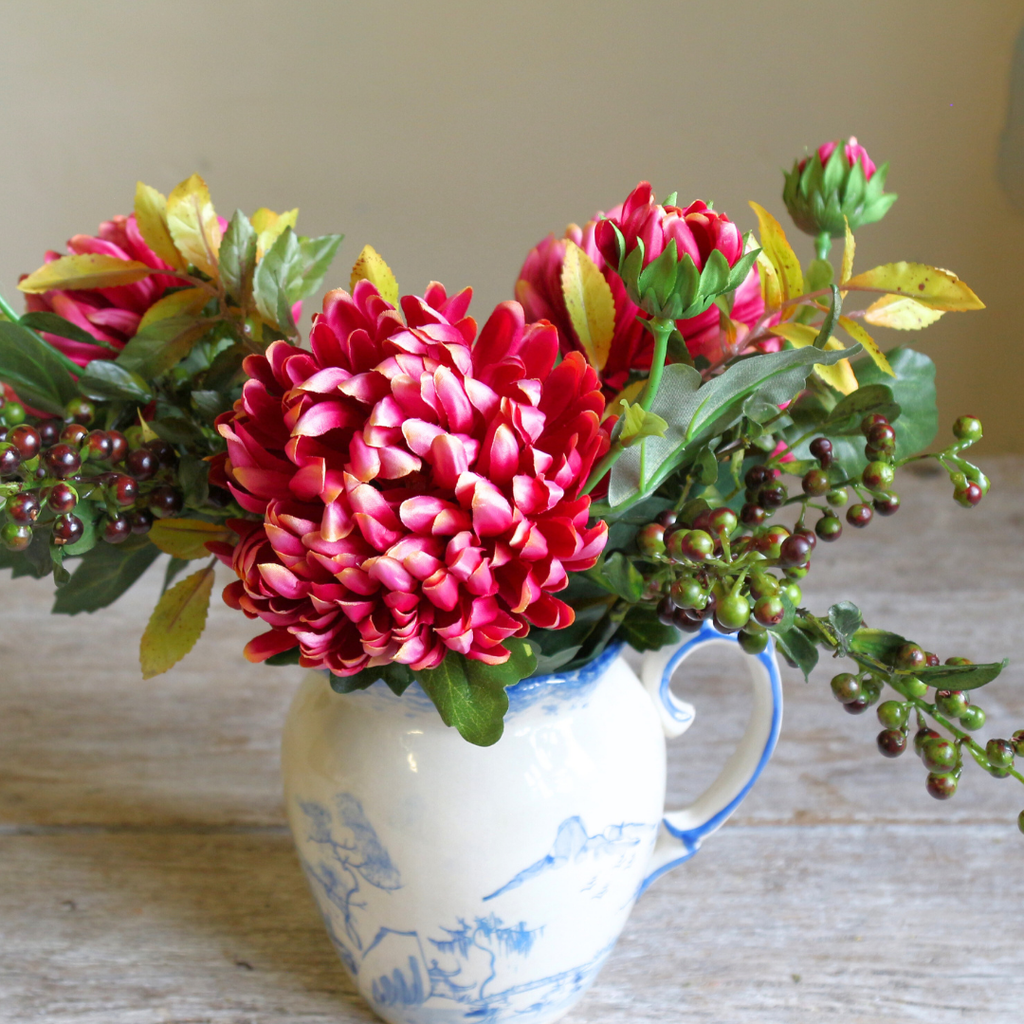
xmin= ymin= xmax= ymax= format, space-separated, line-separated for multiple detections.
xmin=22 ymin=214 xmax=180 ymax=366
xmin=212 ymin=281 xmax=609 ymax=676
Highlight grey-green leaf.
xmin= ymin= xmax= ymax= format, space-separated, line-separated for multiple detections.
xmin=77 ymin=360 xmax=153 ymax=402
xmin=52 ymin=536 xmax=161 ymax=615
xmin=219 ymin=210 xmax=258 ymax=300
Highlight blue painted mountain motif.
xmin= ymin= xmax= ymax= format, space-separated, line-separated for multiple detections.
xmin=297 ymin=798 xmax=656 ymax=1023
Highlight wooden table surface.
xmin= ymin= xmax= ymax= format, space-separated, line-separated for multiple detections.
xmin=2 ymin=458 xmax=1023 ymax=1023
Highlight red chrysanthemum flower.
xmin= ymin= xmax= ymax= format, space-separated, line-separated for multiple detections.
xmin=22 ymin=214 xmax=180 ymax=366
xmin=212 ymin=281 xmax=609 ymax=676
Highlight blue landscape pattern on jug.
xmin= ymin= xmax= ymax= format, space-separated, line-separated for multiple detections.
xmin=297 ymin=795 xmax=656 ymax=1023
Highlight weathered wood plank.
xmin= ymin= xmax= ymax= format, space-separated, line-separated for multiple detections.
xmin=0 ymin=825 xmax=1020 ymax=1023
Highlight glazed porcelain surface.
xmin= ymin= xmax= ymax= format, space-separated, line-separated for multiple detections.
xmin=281 ymin=622 xmax=782 ymax=1024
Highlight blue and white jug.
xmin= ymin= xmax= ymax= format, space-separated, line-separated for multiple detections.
xmin=281 ymin=622 xmax=782 ymax=1024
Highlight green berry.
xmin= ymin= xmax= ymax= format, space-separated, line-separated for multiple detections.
xmin=815 ymin=515 xmax=842 ymax=542
xmin=914 ymin=727 xmax=940 ymax=756
xmin=921 ymin=737 xmax=958 ymax=774
xmin=959 ymin=705 xmax=986 ymax=731
xmin=739 ymin=630 xmax=769 ymax=655
xmin=759 ymin=525 xmax=790 ymax=559
xmin=65 ymin=396 xmax=95 ymax=425
xmin=826 ymin=488 xmax=848 ymax=507
xmin=748 ymin=572 xmax=780 ymax=600
xmin=1012 ymin=730 xmax=1024 ymax=757
xmin=1018 ymin=810 xmax=1024 ymax=835
xmin=783 ymin=564 xmax=809 ymax=580
xmin=952 ymin=415 xmax=983 ymax=444
xmin=927 ymin=773 xmax=958 ymax=800
xmin=716 ymin=593 xmax=751 ymax=630
xmin=986 ymin=739 xmax=1015 ymax=769
xmin=894 ymin=643 xmax=926 ymax=672
xmin=896 ymin=676 xmax=928 ymax=699
xmin=2 ymin=401 xmax=25 ymax=426
xmin=877 ymin=700 xmax=908 ymax=730
xmin=707 ymin=507 xmax=738 ymax=538
xmin=830 ymin=673 xmax=861 ymax=704
xmin=670 ymin=577 xmax=707 ymax=611
xmin=862 ymin=461 xmax=895 ymax=491
xmin=1 ymin=521 xmax=32 ymax=551
xmin=781 ymin=582 xmax=802 ymax=606
xmin=935 ymin=690 xmax=969 ymax=718
xmin=802 ymin=469 xmax=830 ymax=497
xmin=636 ymin=523 xmax=666 ymax=559
xmin=860 ymin=678 xmax=883 ymax=706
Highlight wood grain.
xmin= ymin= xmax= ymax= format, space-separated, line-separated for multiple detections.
xmin=1 ymin=458 xmax=1023 ymax=1020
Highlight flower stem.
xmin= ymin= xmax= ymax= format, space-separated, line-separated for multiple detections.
xmin=815 ymin=232 xmax=832 ymax=260
xmin=638 ymin=318 xmax=673 ymax=412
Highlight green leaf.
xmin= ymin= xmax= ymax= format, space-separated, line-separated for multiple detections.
xmin=592 ymin=551 xmax=644 ymax=602
xmin=19 ymin=311 xmax=119 ymax=353
xmin=266 ymin=647 xmax=301 ymax=667
xmin=62 ymin=499 xmax=99 ymax=557
xmin=76 ymin=360 xmax=153 ymax=403
xmin=0 ymin=528 xmax=51 ymax=578
xmin=813 ymin=285 xmax=841 ymax=349
xmin=823 ymin=384 xmax=901 ymax=435
xmin=117 ymin=316 xmax=211 ymax=378
xmin=292 ymin=234 xmax=345 ymax=301
xmin=605 ymin=344 xmax=860 ymax=510
xmin=50 ymin=546 xmax=70 ymax=587
xmin=848 ymin=628 xmax=909 ymax=665
xmin=52 ymin=536 xmax=161 ymax=615
xmin=693 ymin=444 xmax=718 ymax=485
xmin=618 ymin=604 xmax=679 ymax=651
xmin=191 ymin=389 xmax=231 ymax=423
xmin=916 ymin=660 xmax=1008 ymax=691
xmin=776 ymin=592 xmax=797 ymax=634
xmin=139 ymin=563 xmax=215 ymax=678
xmin=202 ymin=344 xmax=247 ymax=391
xmin=773 ymin=626 xmax=818 ymax=678
xmin=178 ymin=453 xmax=211 ymax=507
xmin=219 ymin=209 xmax=258 ymax=301
xmin=828 ymin=601 xmax=863 ymax=654
xmin=150 ymin=416 xmax=204 ymax=445
xmin=254 ymin=227 xmax=301 ymax=333
xmin=417 ymin=639 xmax=536 ymax=746
xmin=0 ymin=319 xmax=78 ymax=414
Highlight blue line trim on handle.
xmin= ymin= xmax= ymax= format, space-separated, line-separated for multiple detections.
xmin=639 ymin=621 xmax=784 ymax=895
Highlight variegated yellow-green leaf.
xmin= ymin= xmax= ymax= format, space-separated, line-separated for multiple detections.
xmin=838 ymin=315 xmax=894 ymax=376
xmin=137 ymin=286 xmax=209 ymax=331
xmin=815 ymin=338 xmax=858 ymax=394
xmin=139 ymin=563 xmax=215 ymax=679
xmin=749 ymin=201 xmax=804 ymax=312
xmin=862 ymin=294 xmax=945 ymax=330
xmin=149 ymin=519 xmax=233 ymax=560
xmin=18 ymin=254 xmax=153 ymax=294
xmin=840 ymin=217 xmax=855 ymax=288
xmin=135 ymin=182 xmax=187 ymax=270
xmin=252 ymin=207 xmax=299 ymax=260
xmin=843 ymin=262 xmax=984 ymax=311
xmin=561 ymin=241 xmax=615 ymax=371
xmin=609 ymin=378 xmax=646 ymax=409
xmin=768 ymin=322 xmax=819 ymax=347
xmin=350 ymin=244 xmax=399 ymax=306
xmin=166 ymin=174 xmax=222 ymax=279
xmin=617 ymin=400 xmax=668 ymax=447
xmin=137 ymin=411 xmax=159 ymax=443
xmin=755 ymin=250 xmax=782 ymax=311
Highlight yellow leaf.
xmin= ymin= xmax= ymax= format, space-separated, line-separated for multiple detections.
xmin=252 ymin=207 xmax=299 ymax=261
xmin=165 ymin=173 xmax=222 ymax=279
xmin=862 ymin=294 xmax=945 ymax=330
xmin=814 ymin=338 xmax=858 ymax=394
xmin=350 ymin=244 xmax=399 ymax=306
xmin=561 ymin=241 xmax=616 ymax=371
xmin=768 ymin=322 xmax=819 ymax=348
xmin=748 ymin=201 xmax=804 ymax=313
xmin=755 ymin=251 xmax=782 ymax=310
xmin=840 ymin=217 xmax=855 ymax=288
xmin=139 ymin=563 xmax=215 ymax=679
xmin=137 ymin=286 xmax=209 ymax=331
xmin=843 ymin=262 xmax=984 ymax=311
xmin=609 ymin=379 xmax=646 ymax=409
xmin=18 ymin=254 xmax=153 ymax=293
xmin=617 ymin=400 xmax=668 ymax=447
xmin=134 ymin=182 xmax=187 ymax=270
xmin=137 ymin=411 xmax=159 ymax=442
xmin=838 ymin=316 xmax=894 ymax=376
xmin=149 ymin=518 xmax=233 ymax=560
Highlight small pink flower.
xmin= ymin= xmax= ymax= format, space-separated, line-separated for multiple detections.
xmin=214 ymin=282 xmax=609 ymax=676
xmin=800 ymin=136 xmax=877 ymax=179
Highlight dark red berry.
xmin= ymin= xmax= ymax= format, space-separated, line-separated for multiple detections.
xmin=927 ymin=773 xmax=958 ymax=800
xmin=877 ymin=729 xmax=907 ymax=758
xmin=895 ymin=644 xmax=927 ymax=671
xmin=0 ymin=442 xmax=21 ymax=475
xmin=7 ymin=492 xmax=40 ymax=523
xmin=925 ymin=651 xmax=940 ymax=667
xmin=125 ymin=448 xmax=159 ymax=481
xmin=47 ymin=482 xmax=78 ymax=513
xmin=65 ymin=397 xmax=95 ymax=424
xmin=42 ymin=444 xmax=81 ymax=479
xmin=802 ymin=469 xmax=831 ymax=496
xmin=110 ymin=474 xmax=138 ymax=508
xmin=779 ymin=534 xmax=813 ymax=567
xmin=106 ymin=431 xmax=129 ymax=464
xmin=144 ymin=439 xmax=178 ymax=469
xmin=873 ymin=493 xmax=900 ymax=516
xmin=51 ymin=513 xmax=84 ymax=546
xmin=953 ymin=482 xmax=983 ymax=507
xmin=914 ymin=727 xmax=941 ymax=757
xmin=102 ymin=515 xmax=132 ymax=544
xmin=655 ymin=509 xmax=676 ymax=528
xmin=8 ymin=425 xmax=40 ymax=460
xmin=672 ymin=607 xmax=703 ymax=633
xmin=759 ymin=483 xmax=787 ymax=509
xmin=740 ymin=503 xmax=766 ymax=526
xmin=794 ymin=528 xmax=817 ymax=551
xmin=60 ymin=423 xmax=89 ymax=446
xmin=128 ymin=508 xmax=154 ymax=534
xmin=83 ymin=430 xmax=113 ymax=462
xmin=753 ymin=596 xmax=785 ymax=627
xmin=815 ymin=515 xmax=843 ymax=542
xmin=847 ymin=503 xmax=873 ymax=528
xmin=860 ymin=413 xmax=889 ymax=436
xmin=37 ymin=420 xmax=61 ymax=446
xmin=843 ymin=698 xmax=870 ymax=715
xmin=809 ymin=437 xmax=833 ymax=466
xmin=745 ymin=464 xmax=772 ymax=488
xmin=657 ymin=597 xmax=676 ymax=627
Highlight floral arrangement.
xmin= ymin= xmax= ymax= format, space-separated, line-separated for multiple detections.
xmin=0 ymin=140 xmax=1018 ymax=823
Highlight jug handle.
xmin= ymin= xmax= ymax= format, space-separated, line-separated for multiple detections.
xmin=639 ymin=620 xmax=783 ymax=894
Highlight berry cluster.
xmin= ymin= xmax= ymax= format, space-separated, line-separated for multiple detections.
xmin=0 ymin=395 xmax=190 ymax=554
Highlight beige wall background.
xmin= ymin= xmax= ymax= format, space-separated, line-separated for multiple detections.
xmin=1 ymin=0 xmax=1021 ymax=451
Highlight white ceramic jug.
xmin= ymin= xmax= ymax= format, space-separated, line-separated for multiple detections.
xmin=281 ymin=621 xmax=782 ymax=1024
